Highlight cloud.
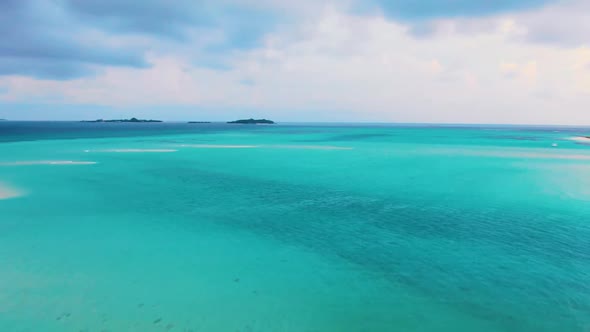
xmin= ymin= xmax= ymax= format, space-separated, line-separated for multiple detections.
xmin=1 ymin=0 xmax=590 ymax=124
xmin=0 ymin=0 xmax=151 ymax=79
xmin=402 ymin=0 xmax=590 ymax=48
xmin=1 ymin=0 xmax=584 ymax=81
xmin=499 ymin=61 xmax=537 ymax=85
xmin=0 ymin=0 xmax=287 ymax=79
xmin=64 ymin=0 xmax=281 ymax=49
xmin=3 ymin=4 xmax=590 ymax=124
xmin=63 ymin=0 xmax=203 ymax=39
xmin=366 ymin=0 xmax=552 ymax=19
xmin=517 ymin=0 xmax=590 ymax=46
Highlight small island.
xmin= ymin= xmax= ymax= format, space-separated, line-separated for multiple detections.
xmin=188 ymin=121 xmax=211 ymax=124
xmin=227 ymin=118 xmax=275 ymax=124
xmin=81 ymin=118 xmax=163 ymax=123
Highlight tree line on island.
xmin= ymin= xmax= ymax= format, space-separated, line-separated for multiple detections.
xmin=81 ymin=118 xmax=275 ymax=124
xmin=81 ymin=118 xmax=162 ymax=123
xmin=190 ymin=118 xmax=275 ymax=124
xmin=227 ymin=118 xmax=274 ymax=124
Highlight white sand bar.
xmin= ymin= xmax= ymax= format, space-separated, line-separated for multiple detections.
xmin=569 ymin=136 xmax=590 ymax=143
xmin=0 ymin=183 xmax=23 ymax=200
xmin=269 ymin=145 xmax=353 ymax=150
xmin=179 ymin=144 xmax=260 ymax=149
xmin=0 ymin=160 xmax=97 ymax=166
xmin=94 ymin=149 xmax=177 ymax=153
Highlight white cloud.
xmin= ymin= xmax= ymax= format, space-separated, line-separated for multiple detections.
xmin=2 ymin=0 xmax=590 ymax=124
xmin=517 ymin=0 xmax=590 ymax=46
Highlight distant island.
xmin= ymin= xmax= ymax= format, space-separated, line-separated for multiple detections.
xmin=188 ymin=121 xmax=211 ymax=124
xmin=82 ymin=118 xmax=163 ymax=123
xmin=227 ymin=118 xmax=275 ymax=124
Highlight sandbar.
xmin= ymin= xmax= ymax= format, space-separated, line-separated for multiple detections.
xmin=0 ymin=160 xmax=97 ymax=166
xmin=0 ymin=183 xmax=22 ymax=200
xmin=94 ymin=149 xmax=177 ymax=153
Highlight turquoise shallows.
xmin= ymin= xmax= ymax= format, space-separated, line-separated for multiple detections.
xmin=1 ymin=122 xmax=589 ymax=332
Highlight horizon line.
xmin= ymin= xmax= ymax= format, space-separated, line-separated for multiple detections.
xmin=2 ymin=119 xmax=590 ymax=128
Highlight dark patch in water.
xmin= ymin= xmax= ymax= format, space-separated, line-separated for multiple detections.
xmin=62 ymin=154 xmax=584 ymax=332
xmin=56 ymin=312 xmax=70 ymax=321
xmin=131 ymin=166 xmax=590 ymax=332
xmin=459 ymin=286 xmax=471 ymax=292
xmin=153 ymin=318 xmax=162 ymax=324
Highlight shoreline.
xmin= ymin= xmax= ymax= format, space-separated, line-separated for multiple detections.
xmin=569 ymin=136 xmax=590 ymax=143
xmin=0 ymin=183 xmax=22 ymax=200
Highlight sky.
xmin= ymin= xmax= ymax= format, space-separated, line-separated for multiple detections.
xmin=1 ymin=0 xmax=589 ymax=124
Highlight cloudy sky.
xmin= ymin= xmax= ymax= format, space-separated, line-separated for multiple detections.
xmin=0 ymin=0 xmax=589 ymax=124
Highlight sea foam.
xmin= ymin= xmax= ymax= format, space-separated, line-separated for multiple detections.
xmin=0 ymin=160 xmax=97 ymax=166
xmin=427 ymin=148 xmax=590 ymax=160
xmin=91 ymin=149 xmax=178 ymax=153
xmin=178 ymin=144 xmax=352 ymax=150
xmin=179 ymin=144 xmax=260 ymax=149
xmin=269 ymin=145 xmax=353 ymax=150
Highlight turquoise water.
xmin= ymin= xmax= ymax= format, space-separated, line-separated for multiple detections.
xmin=1 ymin=122 xmax=589 ymax=331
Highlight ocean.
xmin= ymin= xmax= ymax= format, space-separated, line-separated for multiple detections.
xmin=1 ymin=121 xmax=589 ymax=331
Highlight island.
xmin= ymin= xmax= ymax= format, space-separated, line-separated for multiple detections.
xmin=188 ymin=121 xmax=211 ymax=124
xmin=227 ymin=118 xmax=275 ymax=124
xmin=81 ymin=118 xmax=163 ymax=123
